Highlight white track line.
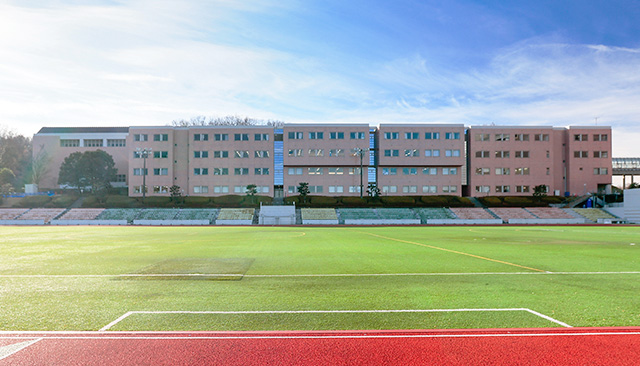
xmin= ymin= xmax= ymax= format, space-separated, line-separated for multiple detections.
xmin=0 ymin=338 xmax=42 ymax=361
xmin=99 ymin=308 xmax=570 ymax=331
xmin=1 ymin=271 xmax=639 ymax=278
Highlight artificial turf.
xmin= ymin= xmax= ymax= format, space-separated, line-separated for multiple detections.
xmin=0 ymin=226 xmax=638 ymax=331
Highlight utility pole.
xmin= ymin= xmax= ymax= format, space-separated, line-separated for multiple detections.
xmin=353 ymin=148 xmax=368 ymax=198
xmin=136 ymin=147 xmax=152 ymax=202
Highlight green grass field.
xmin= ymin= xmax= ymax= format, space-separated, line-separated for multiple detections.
xmin=1 ymin=226 xmax=639 ymax=331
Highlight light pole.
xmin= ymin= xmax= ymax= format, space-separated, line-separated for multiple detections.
xmin=353 ymin=148 xmax=368 ymax=198
xmin=136 ymin=147 xmax=152 ymax=201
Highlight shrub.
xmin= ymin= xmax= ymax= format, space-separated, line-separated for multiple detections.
xmin=453 ymin=197 xmax=474 ymax=207
xmin=81 ymin=196 xmax=101 ymax=208
xmin=284 ymin=196 xmax=300 ymax=205
xmin=49 ymin=195 xmax=79 ymax=208
xmin=140 ymin=196 xmax=172 ymax=208
xmin=184 ymin=196 xmax=212 ymax=208
xmin=309 ymin=196 xmax=338 ymax=207
xmin=14 ymin=196 xmax=52 ymax=208
xmin=340 ymin=196 xmax=368 ymax=207
xmin=380 ymin=196 xmax=416 ymax=207
xmin=478 ymin=196 xmax=503 ymax=207
xmin=105 ymin=195 xmax=142 ymax=208
xmin=420 ymin=196 xmax=450 ymax=207
xmin=212 ymin=195 xmax=243 ymax=207
xmin=503 ymin=196 xmax=533 ymax=207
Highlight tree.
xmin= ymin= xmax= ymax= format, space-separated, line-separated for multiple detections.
xmin=170 ymin=115 xmax=284 ymax=127
xmin=629 ymin=182 xmax=640 ymax=189
xmin=58 ymin=150 xmax=117 ymax=193
xmin=245 ymin=184 xmax=258 ymax=203
xmin=367 ymin=182 xmax=380 ymax=198
xmin=27 ymin=144 xmax=50 ymax=186
xmin=169 ymin=185 xmax=184 ymax=204
xmin=533 ymin=184 xmax=548 ymax=201
xmin=0 ymin=168 xmax=15 ymax=187
xmin=0 ymin=127 xmax=31 ymax=185
xmin=297 ymin=182 xmax=310 ymax=203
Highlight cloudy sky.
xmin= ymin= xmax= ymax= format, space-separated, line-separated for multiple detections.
xmin=1 ymin=0 xmax=639 ymax=156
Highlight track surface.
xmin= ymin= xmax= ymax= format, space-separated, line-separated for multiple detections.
xmin=1 ymin=327 xmax=640 ymax=365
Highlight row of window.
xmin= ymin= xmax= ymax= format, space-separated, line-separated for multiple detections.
xmin=574 ymin=151 xmax=609 ymax=158
xmin=287 ymin=131 xmax=367 ymax=140
xmin=132 ymin=185 xmax=271 ymax=194
xmin=475 ymin=133 xmax=550 ymax=142
xmin=574 ymin=133 xmax=608 ymax=142
xmin=384 ymin=149 xmax=461 ymax=157
xmin=132 ymin=168 xmax=271 ymax=176
xmin=381 ymin=167 xmax=458 ymax=175
xmin=383 ymin=132 xmax=460 ymax=140
xmin=288 ymin=148 xmax=359 ymax=157
xmin=60 ymin=139 xmax=127 ymax=147
xmin=287 ymin=167 xmax=362 ymax=175
xmin=475 ymin=167 xmax=534 ymax=175
xmin=380 ymin=185 xmax=458 ymax=194
xmin=475 ymin=185 xmax=539 ymax=193
xmin=475 ymin=150 xmax=533 ymax=158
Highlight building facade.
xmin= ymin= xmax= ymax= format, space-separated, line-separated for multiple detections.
xmin=32 ymin=123 xmax=613 ymax=198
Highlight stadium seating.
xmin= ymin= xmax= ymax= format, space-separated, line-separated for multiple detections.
xmin=96 ymin=209 xmax=143 ymax=223
xmin=174 ymin=209 xmax=219 ymax=221
xmin=18 ymin=208 xmax=65 ymax=223
xmin=58 ymin=208 xmax=105 ymax=220
xmin=571 ymin=208 xmax=619 ymax=222
xmin=489 ymin=208 xmax=536 ymax=221
xmin=415 ymin=208 xmax=456 ymax=222
xmin=449 ymin=208 xmax=495 ymax=220
xmin=375 ymin=208 xmax=418 ymax=220
xmin=525 ymin=207 xmax=575 ymax=219
xmin=301 ymin=208 xmax=338 ymax=221
xmin=135 ymin=209 xmax=180 ymax=220
xmin=217 ymin=208 xmax=255 ymax=221
xmin=337 ymin=208 xmax=379 ymax=220
xmin=0 ymin=209 xmax=29 ymax=220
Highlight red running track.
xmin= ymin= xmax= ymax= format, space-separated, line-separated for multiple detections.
xmin=1 ymin=327 xmax=640 ymax=365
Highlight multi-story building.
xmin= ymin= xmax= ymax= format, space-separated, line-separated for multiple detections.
xmin=32 ymin=123 xmax=613 ymax=198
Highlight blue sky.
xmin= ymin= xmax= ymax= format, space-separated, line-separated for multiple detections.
xmin=1 ymin=0 xmax=639 ymax=155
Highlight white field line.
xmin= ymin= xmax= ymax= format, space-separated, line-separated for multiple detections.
xmin=1 ymin=271 xmax=640 ymax=278
xmin=0 ymin=338 xmax=42 ymax=361
xmin=1 ymin=332 xmax=640 ymax=340
xmin=99 ymin=308 xmax=571 ymax=331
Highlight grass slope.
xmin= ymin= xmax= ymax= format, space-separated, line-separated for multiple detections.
xmin=0 ymin=226 xmax=638 ymax=331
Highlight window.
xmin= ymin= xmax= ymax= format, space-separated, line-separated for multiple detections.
xmin=495 ymin=133 xmax=510 ymax=141
xmin=193 ymin=168 xmax=208 ymax=175
xmin=475 ymin=151 xmax=490 ymax=158
xmin=288 ymin=168 xmax=303 ymax=175
xmin=442 ymin=186 xmax=457 ymax=193
xmin=514 ymin=134 xmax=529 ymax=141
xmin=402 ymin=168 xmax=418 ymax=175
xmin=330 ymin=132 xmax=344 ymax=139
xmin=445 ymin=132 xmax=460 ymax=139
xmin=496 ymin=185 xmax=510 ymax=193
xmin=534 ymin=134 xmax=550 ymax=141
xmin=593 ymin=134 xmax=608 ymax=142
xmin=254 ymin=133 xmax=269 ymax=141
xmin=593 ymin=151 xmax=609 ymax=158
xmin=113 ymin=174 xmax=126 ymax=183
xmin=475 ymin=185 xmax=490 ymax=193
xmin=133 ymin=168 xmax=147 ymax=176
xmin=516 ymin=186 xmax=530 ymax=193
xmin=84 ymin=139 xmax=103 ymax=147
xmin=495 ymin=151 xmax=510 ymax=158
xmin=308 ymin=186 xmax=323 ymax=193
xmin=404 ymin=149 xmax=419 ymax=157
xmin=60 ymin=139 xmax=80 ymax=147
xmin=382 ymin=168 xmax=397 ymax=175
xmin=328 ymin=186 xmax=344 ymax=193
xmin=213 ymin=168 xmax=228 ymax=175
xmin=514 ymin=167 xmax=530 ymax=175
xmin=234 ymin=168 xmax=249 ymax=175
xmin=402 ymin=185 xmax=417 ymax=193
xmin=308 ymin=149 xmax=324 ymax=157
xmin=515 ymin=151 xmax=530 ymax=158
xmin=422 ymin=185 xmax=437 ymax=193
xmin=348 ymin=167 xmax=362 ymax=175
xmin=234 ymin=150 xmax=250 ymax=158
xmin=404 ymin=132 xmax=419 ymax=140
xmin=288 ymin=149 xmax=303 ymax=157
xmin=350 ymin=132 xmax=366 ymax=139
xmin=475 ymin=134 xmax=490 ymax=141
xmin=193 ymin=186 xmax=208 ymax=194
xmin=308 ymin=167 xmax=323 ymax=175
xmin=153 ymin=134 xmax=168 ymax=142
xmin=309 ymin=132 xmax=324 ymax=140
xmin=287 ymin=186 xmax=296 ymax=194
xmin=594 ymin=168 xmax=608 ymax=175
xmin=349 ymin=186 xmax=362 ymax=193
xmin=384 ymin=132 xmax=399 ymax=140
xmin=213 ymin=150 xmax=229 ymax=158
xmin=256 ymin=186 xmax=269 ymax=194
xmin=382 ymin=186 xmax=397 ymax=193
xmin=574 ymin=151 xmax=589 ymax=158
xmin=384 ymin=149 xmax=399 ymax=157
xmin=425 ymin=132 xmax=440 ymax=140
xmin=134 ymin=134 xmax=148 ymax=142
xmin=425 ymin=149 xmax=440 ymax=157
xmin=234 ymin=133 xmax=249 ymax=141
xmin=133 ymin=151 xmax=142 ymax=159
xmin=328 ymin=167 xmax=344 ymax=175
xmin=288 ymin=131 xmax=303 ymax=139
xmin=133 ymin=186 xmax=146 ymax=194
xmin=329 ymin=149 xmax=344 ymax=157
xmin=442 ymin=167 xmax=457 ymax=175
xmin=234 ymin=186 xmax=244 ymax=194
xmin=574 ymin=134 xmax=588 ymax=141
xmin=213 ymin=186 xmax=229 ymax=193
xmin=422 ymin=167 xmax=437 ymax=175
xmin=193 ymin=151 xmax=208 ymax=158
xmin=107 ymin=139 xmax=126 ymax=147
xmin=154 ymin=151 xmax=169 ymax=159
xmin=153 ymin=168 xmax=168 ymax=176
xmin=255 ymin=150 xmax=270 ymax=158
xmin=214 ymin=133 xmax=228 ymax=141
xmin=193 ymin=133 xmax=209 ymax=141
xmin=254 ymin=168 xmax=269 ymax=175
xmin=475 ymin=168 xmax=490 ymax=175
xmin=495 ymin=168 xmax=510 ymax=175
xmin=445 ymin=149 xmax=460 ymax=157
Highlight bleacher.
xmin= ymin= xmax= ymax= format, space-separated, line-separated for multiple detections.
xmin=337 ymin=208 xmax=420 ymax=224
xmin=96 ymin=209 xmax=142 ymax=223
xmin=58 ymin=208 xmax=105 ymax=220
xmin=301 ymin=208 xmax=338 ymax=225
xmin=174 ymin=209 xmax=219 ymax=221
xmin=216 ymin=208 xmax=255 ymax=225
xmin=338 ymin=208 xmax=378 ymax=221
xmin=489 ymin=208 xmax=536 ymax=221
xmin=571 ymin=208 xmax=620 ymax=223
xmin=526 ymin=207 xmax=575 ymax=220
xmin=449 ymin=208 xmax=495 ymax=220
xmin=415 ymin=208 xmax=456 ymax=223
xmin=135 ymin=209 xmax=180 ymax=220
xmin=18 ymin=208 xmax=65 ymax=223
xmin=0 ymin=209 xmax=29 ymax=220
xmin=376 ymin=208 xmax=417 ymax=220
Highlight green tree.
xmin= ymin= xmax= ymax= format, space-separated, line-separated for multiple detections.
xmin=367 ymin=183 xmax=380 ymax=198
xmin=0 ymin=127 xmax=31 ymax=185
xmin=245 ymin=184 xmax=258 ymax=203
xmin=297 ymin=182 xmax=310 ymax=203
xmin=0 ymin=167 xmax=16 ymax=187
xmin=533 ymin=184 xmax=548 ymax=201
xmin=629 ymin=182 xmax=640 ymax=189
xmin=58 ymin=150 xmax=117 ymax=193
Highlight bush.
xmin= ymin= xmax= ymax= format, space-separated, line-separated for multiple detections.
xmin=453 ymin=197 xmax=474 ymax=207
xmin=478 ymin=197 xmax=503 ymax=207
xmin=48 ymin=195 xmax=79 ymax=208
xmin=420 ymin=196 xmax=450 ymax=207
xmin=503 ymin=196 xmax=534 ymax=207
xmin=380 ymin=196 xmax=416 ymax=207
xmin=184 ymin=196 xmax=212 ymax=208
xmin=308 ymin=196 xmax=338 ymax=207
xmin=340 ymin=196 xmax=368 ymax=207
xmin=81 ymin=196 xmax=101 ymax=208
xmin=139 ymin=196 xmax=173 ymax=208
xmin=105 ymin=195 xmax=142 ymax=208
xmin=284 ymin=196 xmax=300 ymax=205
xmin=14 ymin=196 xmax=52 ymax=208
xmin=212 ymin=195 xmax=243 ymax=207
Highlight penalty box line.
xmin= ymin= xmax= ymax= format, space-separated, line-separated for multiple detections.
xmin=99 ymin=308 xmax=572 ymax=331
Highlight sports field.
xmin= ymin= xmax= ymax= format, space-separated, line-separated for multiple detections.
xmin=0 ymin=226 xmax=639 ymax=332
